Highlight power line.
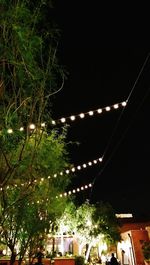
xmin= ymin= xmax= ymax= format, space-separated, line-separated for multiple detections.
xmin=89 ymin=52 xmax=150 ymax=202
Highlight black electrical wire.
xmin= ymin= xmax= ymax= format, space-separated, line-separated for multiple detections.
xmin=89 ymin=52 xmax=150 ymax=202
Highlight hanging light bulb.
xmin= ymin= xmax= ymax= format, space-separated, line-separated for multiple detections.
xmin=122 ymin=101 xmax=127 ymax=106
xmin=29 ymin=124 xmax=35 ymax=130
xmin=70 ymin=115 xmax=75 ymax=121
xmin=7 ymin=128 xmax=13 ymax=134
xmin=60 ymin=118 xmax=66 ymax=123
xmin=97 ymin=108 xmax=102 ymax=113
xmin=88 ymin=111 xmax=94 ymax=116
xmin=79 ymin=113 xmax=85 ymax=118
xmin=105 ymin=106 xmax=111 ymax=111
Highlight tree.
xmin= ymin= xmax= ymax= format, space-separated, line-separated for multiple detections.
xmin=0 ymin=0 xmax=71 ymax=264
xmin=92 ymin=201 xmax=121 ymax=244
xmin=55 ymin=200 xmax=121 ymax=261
xmin=76 ymin=201 xmax=121 ymax=261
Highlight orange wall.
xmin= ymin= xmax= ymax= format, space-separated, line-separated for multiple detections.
xmin=131 ymin=230 xmax=149 ymax=265
xmin=54 ymin=258 xmax=75 ymax=265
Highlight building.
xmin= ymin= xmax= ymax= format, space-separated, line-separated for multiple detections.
xmin=117 ymin=214 xmax=150 ymax=265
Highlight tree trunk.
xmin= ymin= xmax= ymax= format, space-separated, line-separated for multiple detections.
xmin=10 ymin=252 xmax=16 ymax=265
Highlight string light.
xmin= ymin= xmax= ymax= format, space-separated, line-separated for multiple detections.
xmin=0 ymin=100 xmax=128 ymax=201
xmin=1 ymin=181 xmax=93 ymax=202
xmin=0 ymin=156 xmax=102 ymax=190
xmin=51 ymin=100 xmax=127 ymax=125
xmin=0 ymin=100 xmax=127 ymax=134
xmin=57 ymin=183 xmax=92 ymax=198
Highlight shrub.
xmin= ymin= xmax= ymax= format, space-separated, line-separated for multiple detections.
xmin=142 ymin=241 xmax=150 ymax=261
xmin=75 ymin=256 xmax=85 ymax=265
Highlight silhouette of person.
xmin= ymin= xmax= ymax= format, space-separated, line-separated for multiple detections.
xmin=36 ymin=248 xmax=44 ymax=265
xmin=110 ymin=253 xmax=118 ymax=265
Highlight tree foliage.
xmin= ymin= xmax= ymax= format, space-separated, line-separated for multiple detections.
xmin=92 ymin=201 xmax=121 ymax=244
xmin=0 ymin=0 xmax=70 ymax=263
xmin=56 ymin=200 xmax=121 ymax=258
xmin=142 ymin=241 xmax=150 ymax=262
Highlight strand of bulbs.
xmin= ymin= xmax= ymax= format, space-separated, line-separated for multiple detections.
xmin=4 ymin=101 xmax=127 ymax=134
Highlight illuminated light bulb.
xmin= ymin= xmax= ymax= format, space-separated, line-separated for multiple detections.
xmin=60 ymin=172 xmax=63 ymax=175
xmin=79 ymin=113 xmax=85 ymax=118
xmin=52 ymin=120 xmax=56 ymax=125
xmin=89 ymin=111 xmax=94 ymax=116
xmin=85 ymin=185 xmax=88 ymax=188
xmin=19 ymin=127 xmax=24 ymax=131
xmin=77 ymin=188 xmax=80 ymax=192
xmin=81 ymin=186 xmax=84 ymax=190
xmin=105 ymin=106 xmax=111 ymax=111
xmin=93 ymin=160 xmax=97 ymax=164
xmin=66 ymin=170 xmax=70 ymax=174
xmin=59 ymin=194 xmax=63 ymax=197
xmin=41 ymin=178 xmax=44 ymax=181
xmin=99 ymin=157 xmax=103 ymax=162
xmin=29 ymin=124 xmax=35 ymax=130
xmin=113 ymin=104 xmax=119 ymax=109
xmin=71 ymin=168 xmax=75 ymax=172
xmin=64 ymin=192 xmax=67 ymax=196
xmin=73 ymin=189 xmax=76 ymax=193
xmin=88 ymin=162 xmax=92 ymax=166
xmin=83 ymin=164 xmax=87 ymax=168
xmin=48 ymin=176 xmax=51 ymax=179
xmin=60 ymin=117 xmax=66 ymax=123
xmin=54 ymin=174 xmax=57 ymax=178
xmin=34 ymin=179 xmax=37 ymax=183
xmin=68 ymin=191 xmax=72 ymax=195
xmin=7 ymin=186 xmax=9 ymax=189
xmin=97 ymin=108 xmax=102 ymax=113
xmin=0 ymin=188 xmax=2 ymax=191
xmin=7 ymin=128 xmax=13 ymax=134
xmin=77 ymin=166 xmax=81 ymax=170
xmin=41 ymin=122 xmax=46 ymax=127
xmin=89 ymin=183 xmax=92 ymax=187
xmin=56 ymin=196 xmax=58 ymax=198
xmin=70 ymin=115 xmax=75 ymax=121
xmin=122 ymin=101 xmax=127 ymax=106
xmin=37 ymin=200 xmax=39 ymax=204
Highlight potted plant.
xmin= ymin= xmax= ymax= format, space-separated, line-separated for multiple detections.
xmin=142 ymin=241 xmax=150 ymax=265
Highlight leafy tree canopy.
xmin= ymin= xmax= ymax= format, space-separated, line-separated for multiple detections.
xmin=0 ymin=1 xmax=71 ymax=263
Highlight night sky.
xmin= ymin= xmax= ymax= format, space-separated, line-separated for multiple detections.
xmin=51 ymin=1 xmax=150 ymax=217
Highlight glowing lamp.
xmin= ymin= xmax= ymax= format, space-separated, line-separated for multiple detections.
xmin=106 ymin=106 xmax=110 ymax=111
xmin=70 ymin=115 xmax=75 ymax=121
xmin=97 ymin=108 xmax=102 ymax=113
xmin=122 ymin=101 xmax=127 ymax=106
xmin=89 ymin=111 xmax=94 ymax=116
xmin=7 ymin=128 xmax=13 ymax=134
xmin=29 ymin=124 xmax=35 ymax=130
xmin=60 ymin=118 xmax=66 ymax=123
xmin=79 ymin=113 xmax=85 ymax=118
xmin=114 ymin=104 xmax=119 ymax=109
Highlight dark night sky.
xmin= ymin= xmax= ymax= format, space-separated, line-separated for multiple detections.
xmin=50 ymin=2 xmax=150 ymax=217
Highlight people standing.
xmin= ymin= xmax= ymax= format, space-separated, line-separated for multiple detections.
xmin=36 ymin=247 xmax=44 ymax=265
xmin=110 ymin=253 xmax=118 ymax=265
